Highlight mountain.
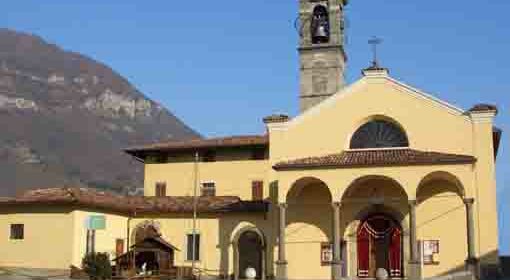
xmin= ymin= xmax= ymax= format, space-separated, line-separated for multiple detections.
xmin=0 ymin=28 xmax=200 ymax=196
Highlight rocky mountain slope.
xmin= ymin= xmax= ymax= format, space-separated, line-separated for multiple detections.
xmin=0 ymin=28 xmax=199 ymax=196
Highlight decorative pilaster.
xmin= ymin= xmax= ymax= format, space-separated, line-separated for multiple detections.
xmin=464 ymin=198 xmax=479 ymax=277
xmin=332 ymin=202 xmax=342 ymax=280
xmin=276 ymin=203 xmax=288 ymax=280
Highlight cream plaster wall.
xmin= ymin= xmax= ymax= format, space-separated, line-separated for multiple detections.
xmin=71 ymin=210 xmax=129 ymax=267
xmin=417 ymin=186 xmax=468 ymax=278
xmin=0 ymin=207 xmax=74 ymax=269
xmin=0 ymin=208 xmax=130 ymax=269
xmin=144 ymin=160 xmax=270 ymax=200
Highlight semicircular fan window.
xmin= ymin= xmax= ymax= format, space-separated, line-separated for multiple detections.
xmin=350 ymin=120 xmax=409 ymax=149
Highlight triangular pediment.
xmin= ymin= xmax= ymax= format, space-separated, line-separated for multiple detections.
xmin=289 ymin=70 xmax=468 ymax=127
xmin=271 ymin=70 xmax=477 ymax=160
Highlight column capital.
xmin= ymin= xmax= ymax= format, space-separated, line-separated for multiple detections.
xmin=463 ymin=198 xmax=475 ymax=205
xmin=279 ymin=203 xmax=288 ymax=208
xmin=408 ymin=200 xmax=418 ymax=207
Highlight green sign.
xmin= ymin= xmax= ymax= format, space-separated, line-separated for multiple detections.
xmin=85 ymin=215 xmax=106 ymax=230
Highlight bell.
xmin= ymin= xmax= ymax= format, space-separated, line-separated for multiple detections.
xmin=313 ymin=25 xmax=329 ymax=42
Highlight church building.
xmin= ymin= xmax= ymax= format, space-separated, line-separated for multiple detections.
xmin=0 ymin=1 xmax=502 ymax=280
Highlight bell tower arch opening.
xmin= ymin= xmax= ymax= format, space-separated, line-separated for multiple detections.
xmin=298 ymin=0 xmax=348 ymax=112
xmin=311 ymin=5 xmax=330 ymax=44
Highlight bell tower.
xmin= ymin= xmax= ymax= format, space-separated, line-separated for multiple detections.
xmin=298 ymin=0 xmax=347 ymax=112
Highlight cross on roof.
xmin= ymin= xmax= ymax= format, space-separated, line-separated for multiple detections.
xmin=368 ymin=36 xmax=383 ymax=68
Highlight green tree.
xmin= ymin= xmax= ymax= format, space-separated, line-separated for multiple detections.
xmin=81 ymin=252 xmax=112 ymax=280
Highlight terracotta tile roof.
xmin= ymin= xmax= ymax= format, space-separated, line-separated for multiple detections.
xmin=273 ymin=149 xmax=476 ymax=170
xmin=0 ymin=187 xmax=268 ymax=215
xmin=125 ymin=135 xmax=268 ymax=155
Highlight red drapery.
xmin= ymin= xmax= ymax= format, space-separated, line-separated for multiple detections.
xmin=389 ymin=227 xmax=402 ymax=277
xmin=357 ymin=225 xmax=370 ymax=277
xmin=357 ymin=216 xmax=402 ymax=278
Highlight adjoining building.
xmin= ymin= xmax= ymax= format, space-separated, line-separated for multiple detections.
xmin=0 ymin=1 xmax=503 ymax=280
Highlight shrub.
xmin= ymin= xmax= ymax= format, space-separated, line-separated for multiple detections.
xmin=81 ymin=252 xmax=112 ymax=280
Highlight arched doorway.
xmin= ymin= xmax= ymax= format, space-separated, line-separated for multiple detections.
xmin=237 ymin=230 xmax=264 ymax=279
xmin=357 ymin=214 xmax=402 ymax=278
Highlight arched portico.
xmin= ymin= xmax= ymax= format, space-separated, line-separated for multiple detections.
xmin=274 ymin=167 xmax=476 ymax=280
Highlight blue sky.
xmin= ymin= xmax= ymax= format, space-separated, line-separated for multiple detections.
xmin=3 ymin=1 xmax=509 ymax=253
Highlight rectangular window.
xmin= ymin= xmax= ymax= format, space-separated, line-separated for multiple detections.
xmin=201 ymin=182 xmax=216 ymax=197
xmin=10 ymin=224 xmax=24 ymax=240
xmin=321 ymin=242 xmax=333 ymax=266
xmin=423 ymin=240 xmax=440 ymax=265
xmin=186 ymin=233 xmax=200 ymax=261
xmin=252 ymin=181 xmax=264 ymax=201
xmin=155 ymin=182 xmax=167 ymax=197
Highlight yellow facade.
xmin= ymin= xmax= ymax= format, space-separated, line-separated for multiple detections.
xmin=0 ymin=208 xmax=129 ymax=270
xmin=0 ymin=70 xmax=500 ymax=280
xmin=133 ymin=71 xmax=498 ymax=279
xmin=144 ymin=160 xmax=270 ymax=199
xmin=0 ymin=207 xmax=74 ymax=269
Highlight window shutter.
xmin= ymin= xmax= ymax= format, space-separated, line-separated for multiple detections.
xmin=156 ymin=182 xmax=167 ymax=197
xmin=201 ymin=182 xmax=216 ymax=197
xmin=252 ymin=181 xmax=263 ymax=201
xmin=116 ymin=239 xmax=124 ymax=257
xmin=10 ymin=224 xmax=24 ymax=240
xmin=187 ymin=233 xmax=200 ymax=261
xmin=195 ymin=234 xmax=200 ymax=260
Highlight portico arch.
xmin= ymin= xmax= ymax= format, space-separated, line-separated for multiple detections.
xmin=285 ymin=177 xmax=333 ymax=279
xmin=417 ymin=171 xmax=466 ymax=201
xmin=341 ymin=175 xmax=409 ymax=278
xmin=341 ymin=175 xmax=409 ymax=203
xmin=416 ymin=171 xmax=469 ymax=277
xmin=287 ymin=176 xmax=332 ymax=205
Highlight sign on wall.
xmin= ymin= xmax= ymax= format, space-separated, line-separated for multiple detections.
xmin=321 ymin=242 xmax=333 ymax=265
xmin=422 ymin=240 xmax=440 ymax=265
xmin=85 ymin=215 xmax=106 ymax=230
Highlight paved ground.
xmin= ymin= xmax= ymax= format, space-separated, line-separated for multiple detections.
xmin=0 ymin=268 xmax=71 ymax=280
